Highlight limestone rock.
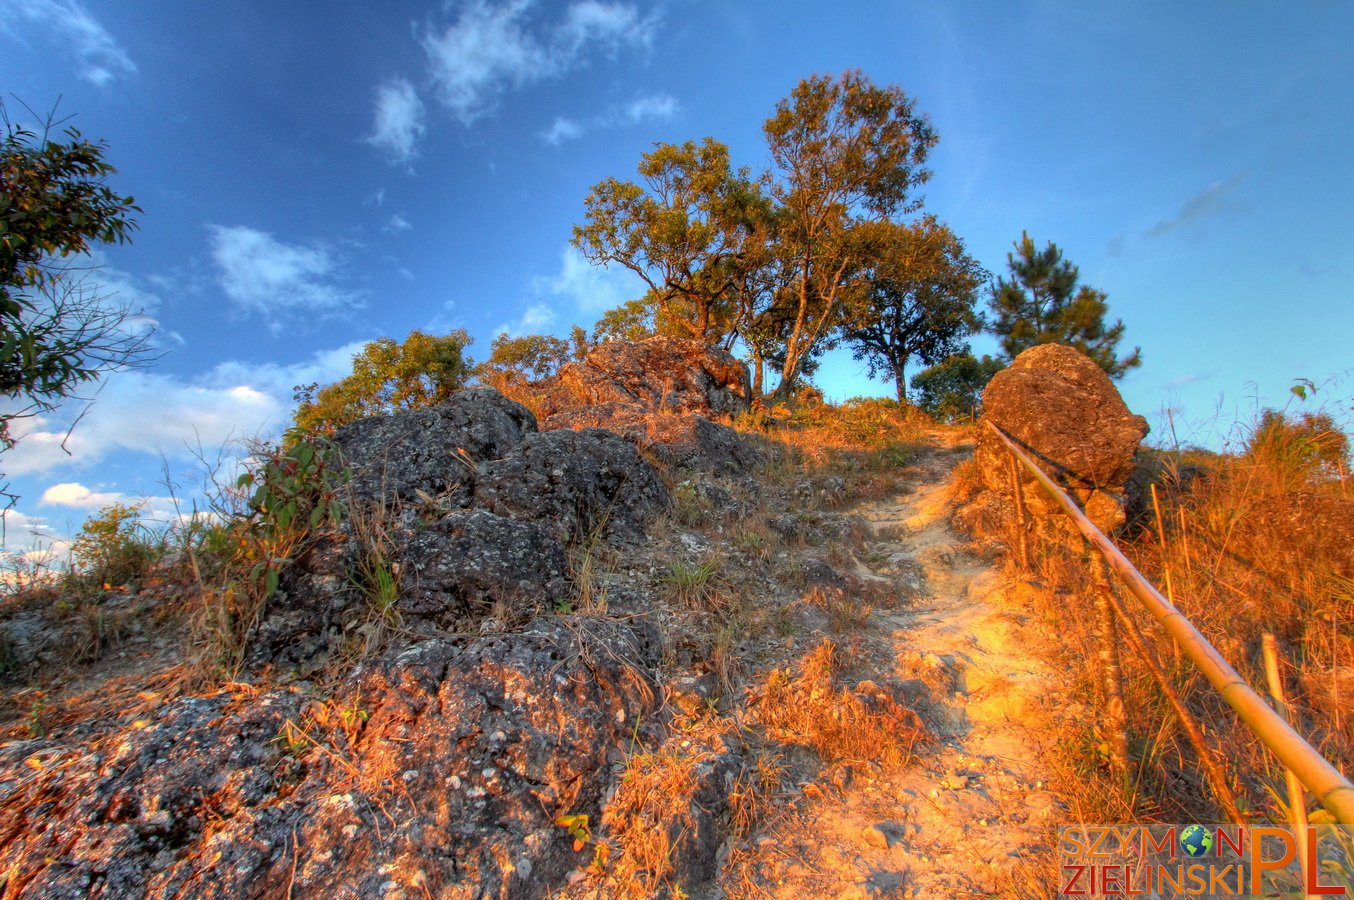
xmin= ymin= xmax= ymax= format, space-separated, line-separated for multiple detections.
xmin=972 ymin=344 xmax=1148 ymax=534
xmin=333 ymin=387 xmax=536 ymax=502
xmin=537 ymin=336 xmax=751 ymax=420
xmin=475 ymin=428 xmax=669 ymax=544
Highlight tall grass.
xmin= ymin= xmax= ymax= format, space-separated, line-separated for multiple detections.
xmin=1018 ymin=395 xmax=1353 ymax=825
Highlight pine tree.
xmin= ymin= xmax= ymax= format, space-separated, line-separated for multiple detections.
xmin=988 ymin=232 xmax=1141 ymax=377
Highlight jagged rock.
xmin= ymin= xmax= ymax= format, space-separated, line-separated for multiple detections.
xmin=333 ymin=387 xmax=537 ymax=502
xmin=475 ymin=429 xmax=668 ymax=544
xmin=543 ymin=403 xmax=762 ymax=475
xmin=0 ymin=617 xmax=661 ymax=899
xmin=537 ymin=337 xmax=752 ymax=420
xmin=396 ymin=509 xmax=570 ymax=626
xmin=971 ymin=344 xmax=1148 ymax=535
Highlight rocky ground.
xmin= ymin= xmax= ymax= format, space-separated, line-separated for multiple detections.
xmin=0 ymin=337 xmax=1133 ymax=899
xmin=716 ymin=435 xmax=1072 ymax=898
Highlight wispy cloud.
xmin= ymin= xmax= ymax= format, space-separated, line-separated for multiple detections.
xmin=540 ymin=91 xmax=678 ymax=144
xmin=1 ymin=342 xmax=368 ymax=479
xmin=494 ymin=302 xmax=557 ymax=337
xmin=207 ymin=225 xmax=362 ymax=331
xmin=531 ymin=245 xmax=642 ymax=313
xmin=623 ymin=92 xmax=677 ymax=123
xmin=382 ymin=214 xmax=413 ymax=234
xmin=421 ymin=0 xmax=656 ymax=124
xmin=367 ymin=78 xmax=426 ymax=165
xmin=541 ymin=117 xmax=586 ymax=145
xmin=0 ymin=0 xmax=136 ymax=86
xmin=1145 ymin=172 xmax=1250 ymax=239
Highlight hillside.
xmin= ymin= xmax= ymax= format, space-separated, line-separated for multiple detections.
xmin=0 ymin=339 xmax=1349 ymax=898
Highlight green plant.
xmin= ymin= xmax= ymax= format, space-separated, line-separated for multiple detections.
xmin=69 ymin=500 xmax=160 ymax=588
xmin=663 ymin=556 xmax=722 ymax=608
xmin=1 ymin=102 xmax=151 ymax=504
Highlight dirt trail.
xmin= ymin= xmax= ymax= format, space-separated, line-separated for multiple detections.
xmin=734 ymin=437 xmax=1070 ymax=898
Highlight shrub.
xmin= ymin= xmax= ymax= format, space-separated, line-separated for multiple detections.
xmin=70 ymin=500 xmax=160 ymax=587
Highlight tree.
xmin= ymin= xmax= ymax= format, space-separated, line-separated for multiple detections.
xmin=572 ymin=139 xmax=762 ymax=344
xmin=843 ymin=216 xmax=986 ymax=401
xmin=1 ymin=105 xmax=151 ymax=488
xmin=761 ymin=71 xmax=937 ymax=398
xmin=988 ymin=232 xmax=1141 ymax=377
xmin=572 ymin=71 xmax=938 ymax=399
xmin=293 ymin=330 xmax=473 ymax=435
xmin=475 ymin=332 xmax=574 ymax=391
xmin=909 ymin=352 xmax=1005 ymax=422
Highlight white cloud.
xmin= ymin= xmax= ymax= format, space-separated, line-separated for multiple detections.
xmin=541 ymin=117 xmax=585 ymax=145
xmin=532 ymin=245 xmax=643 ymax=314
xmin=494 ymin=302 xmax=557 ymax=337
xmin=0 ymin=508 xmax=70 ymax=559
xmin=367 ymin=78 xmax=426 ymax=165
xmin=207 ymin=225 xmax=362 ymax=330
xmin=383 ymin=214 xmax=413 ymax=234
xmin=0 ymin=0 xmax=136 ymax=85
xmin=1 ymin=341 xmax=368 ymax=479
xmin=40 ymin=482 xmax=124 ymax=508
xmin=421 ymin=0 xmax=656 ymax=124
xmin=623 ymin=92 xmax=677 ymax=123
xmin=540 ymin=92 xmax=678 ymax=144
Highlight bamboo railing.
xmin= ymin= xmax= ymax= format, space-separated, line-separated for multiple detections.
xmin=985 ymin=420 xmax=1354 ymax=825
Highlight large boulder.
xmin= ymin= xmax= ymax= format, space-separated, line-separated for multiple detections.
xmin=970 ymin=344 xmax=1148 ymax=535
xmin=475 ymin=428 xmax=669 ymax=545
xmin=333 ymin=387 xmax=537 ymax=503
xmin=537 ymin=337 xmax=752 ymax=420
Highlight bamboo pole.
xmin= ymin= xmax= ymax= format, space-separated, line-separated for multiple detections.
xmin=1103 ymin=586 xmax=1244 ymax=824
xmin=1262 ymin=634 xmax=1314 ymax=898
xmin=986 ymin=421 xmax=1354 ymax=824
xmin=1008 ymin=451 xmax=1031 ymax=570
xmin=1150 ymin=483 xmax=1181 ymax=664
xmin=1091 ymin=552 xmax=1132 ymax=792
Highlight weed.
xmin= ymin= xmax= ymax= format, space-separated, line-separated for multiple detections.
xmin=663 ymin=555 xmax=723 ymax=609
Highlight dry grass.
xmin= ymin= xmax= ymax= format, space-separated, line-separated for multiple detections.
xmin=598 ymin=714 xmax=735 ymax=899
xmin=1007 ymin=401 xmax=1353 ymax=826
xmin=749 ymin=639 xmax=926 ymax=773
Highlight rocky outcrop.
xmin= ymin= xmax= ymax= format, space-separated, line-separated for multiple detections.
xmin=537 ymin=337 xmax=751 ymax=420
xmin=475 ymin=428 xmax=669 ymax=544
xmin=959 ymin=344 xmax=1148 ymax=539
xmin=334 ymin=387 xmax=537 ymax=502
xmin=246 ymin=392 xmax=668 ymax=674
xmin=535 ymin=338 xmax=761 ymax=476
xmin=0 ymin=618 xmax=661 ymax=899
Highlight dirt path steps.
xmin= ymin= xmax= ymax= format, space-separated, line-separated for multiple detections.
xmin=731 ymin=437 xmax=1069 ymax=898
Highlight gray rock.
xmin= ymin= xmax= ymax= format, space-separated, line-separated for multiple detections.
xmin=396 ymin=509 xmax=570 ymax=627
xmin=333 ymin=387 xmax=536 ymax=502
xmin=475 ymin=429 xmax=668 ymax=545
xmin=0 ymin=617 xmax=662 ymax=899
xmin=544 ymin=405 xmax=762 ymax=476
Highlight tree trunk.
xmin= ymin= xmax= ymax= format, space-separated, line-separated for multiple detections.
xmin=892 ymin=357 xmax=907 ymax=403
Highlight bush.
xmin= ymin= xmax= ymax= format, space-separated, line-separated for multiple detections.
xmin=69 ymin=501 xmax=160 ymax=587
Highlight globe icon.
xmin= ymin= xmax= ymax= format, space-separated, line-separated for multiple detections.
xmin=1180 ymin=825 xmax=1213 ymax=858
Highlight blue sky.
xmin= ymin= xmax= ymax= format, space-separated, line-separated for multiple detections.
xmin=2 ymin=0 xmax=1351 ymax=557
